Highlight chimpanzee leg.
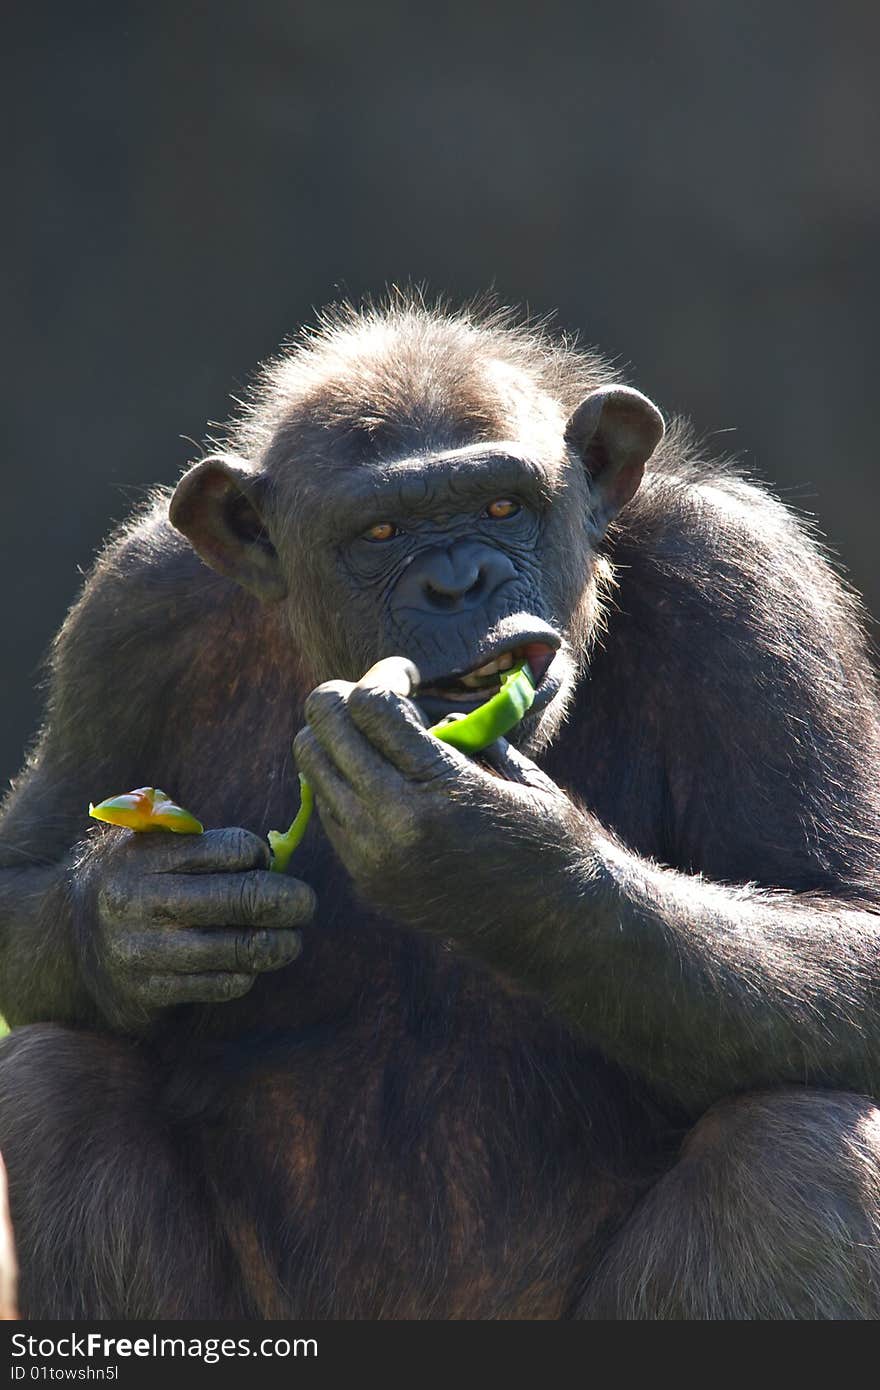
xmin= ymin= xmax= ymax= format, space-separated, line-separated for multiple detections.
xmin=0 ymin=1023 xmax=245 ymax=1319
xmin=576 ymin=1089 xmax=880 ymax=1319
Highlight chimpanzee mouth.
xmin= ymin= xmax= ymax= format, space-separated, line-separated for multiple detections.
xmin=417 ymin=640 xmax=559 ymax=710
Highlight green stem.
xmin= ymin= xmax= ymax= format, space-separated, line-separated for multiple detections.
xmin=267 ymin=775 xmax=315 ymax=874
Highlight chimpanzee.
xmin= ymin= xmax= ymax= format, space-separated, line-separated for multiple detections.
xmin=1 ymin=298 xmax=879 ymax=1320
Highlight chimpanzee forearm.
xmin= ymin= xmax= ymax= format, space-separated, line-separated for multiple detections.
xmin=298 ymin=681 xmax=880 ymax=1117
xmin=0 ymin=755 xmax=108 ymax=1026
xmin=0 ymin=861 xmax=97 ymax=1028
xmin=430 ymin=814 xmax=880 ymax=1115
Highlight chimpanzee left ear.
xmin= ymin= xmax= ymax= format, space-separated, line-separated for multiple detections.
xmin=564 ymin=386 xmax=665 ymax=533
xmin=169 ymin=455 xmax=287 ymax=602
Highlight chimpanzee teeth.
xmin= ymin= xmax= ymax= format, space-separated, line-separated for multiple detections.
xmin=460 ymin=650 xmax=517 ymax=686
xmin=420 ymin=647 xmax=520 ymax=698
xmin=475 ymin=651 xmax=516 ymax=677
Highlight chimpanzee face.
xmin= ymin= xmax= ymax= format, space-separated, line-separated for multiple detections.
xmin=296 ymin=439 xmax=575 ymax=744
xmin=170 ymin=369 xmax=663 ymax=752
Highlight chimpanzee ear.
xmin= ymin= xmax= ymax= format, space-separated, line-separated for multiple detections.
xmin=169 ymin=455 xmax=287 ymax=602
xmin=564 ymin=386 xmax=665 ymax=533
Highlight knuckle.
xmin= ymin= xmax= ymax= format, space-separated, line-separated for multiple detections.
xmin=220 ymin=973 xmax=255 ymax=1000
xmin=304 ymin=681 xmax=350 ymax=728
xmin=218 ymin=826 xmax=268 ymax=868
xmin=293 ymin=727 xmax=317 ymax=767
xmin=235 ymin=871 xmax=298 ymax=928
xmin=236 ymin=871 xmax=265 ymax=923
xmin=234 ymin=929 xmax=271 ymax=972
xmin=346 ymin=684 xmax=389 ymax=727
xmin=412 ymin=755 xmax=453 ymax=787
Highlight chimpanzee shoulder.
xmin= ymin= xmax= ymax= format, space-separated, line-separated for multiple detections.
xmin=23 ymin=492 xmax=293 ymax=852
xmin=546 ymin=435 xmax=880 ymax=895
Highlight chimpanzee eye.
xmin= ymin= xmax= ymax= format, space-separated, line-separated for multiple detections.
xmin=363 ymin=522 xmax=399 ymax=542
xmin=485 ymin=498 xmax=521 ymax=520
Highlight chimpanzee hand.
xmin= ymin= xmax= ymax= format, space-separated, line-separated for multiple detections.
xmin=72 ymin=827 xmax=315 ymax=1031
xmin=294 ymin=680 xmax=587 ymax=936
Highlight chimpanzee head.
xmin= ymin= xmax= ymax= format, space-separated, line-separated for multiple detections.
xmin=170 ymin=300 xmax=664 ymax=751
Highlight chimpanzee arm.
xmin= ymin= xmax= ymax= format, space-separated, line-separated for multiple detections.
xmin=458 ymin=810 xmax=880 ymax=1115
xmin=296 ymin=476 xmax=880 ymax=1115
xmin=0 ymin=766 xmax=101 ymax=1028
xmin=513 ymin=475 xmax=880 ymax=1112
xmin=0 ymin=503 xmax=312 ymax=1032
xmin=298 ymin=688 xmax=880 ymax=1115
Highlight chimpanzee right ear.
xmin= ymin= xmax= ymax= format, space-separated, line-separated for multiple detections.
xmin=169 ymin=455 xmax=288 ymax=602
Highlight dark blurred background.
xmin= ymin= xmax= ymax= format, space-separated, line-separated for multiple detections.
xmin=3 ymin=1 xmax=879 ymax=790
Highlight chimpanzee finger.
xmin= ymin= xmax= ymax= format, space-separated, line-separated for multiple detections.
xmin=115 ymin=927 xmax=303 ymax=976
xmin=302 ymin=682 xmax=395 ymax=792
xmin=477 ymin=738 xmax=562 ymax=794
xmin=345 ymin=686 xmax=465 ymax=783
xmin=122 ymin=826 xmax=273 ymax=876
xmin=134 ymin=972 xmax=257 ymax=1008
xmin=293 ymin=727 xmax=367 ymax=826
xmin=135 ymin=870 xmax=316 ymax=929
xmin=356 ymin=656 xmax=423 ymax=704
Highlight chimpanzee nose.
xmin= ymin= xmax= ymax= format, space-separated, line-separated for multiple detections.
xmin=397 ymin=541 xmax=516 ymax=612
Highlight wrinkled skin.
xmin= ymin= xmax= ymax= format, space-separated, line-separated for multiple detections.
xmin=73 ymin=828 xmax=313 ymax=1032
xmin=295 ymin=681 xmax=570 ymax=934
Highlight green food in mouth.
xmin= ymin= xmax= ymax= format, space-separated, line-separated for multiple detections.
xmin=428 ymin=660 xmax=537 ymax=753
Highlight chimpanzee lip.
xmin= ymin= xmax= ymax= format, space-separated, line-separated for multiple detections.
xmin=415 ymin=630 xmax=562 ymax=711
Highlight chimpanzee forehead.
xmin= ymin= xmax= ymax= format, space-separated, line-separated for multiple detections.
xmin=322 ymin=444 xmax=559 ymax=522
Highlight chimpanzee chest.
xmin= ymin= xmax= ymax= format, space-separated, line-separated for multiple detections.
xmin=197 ymin=948 xmax=659 ymax=1319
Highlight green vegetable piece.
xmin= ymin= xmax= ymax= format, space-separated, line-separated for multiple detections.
xmin=429 ymin=661 xmax=536 ymax=753
xmin=268 ymin=775 xmax=314 ymax=874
